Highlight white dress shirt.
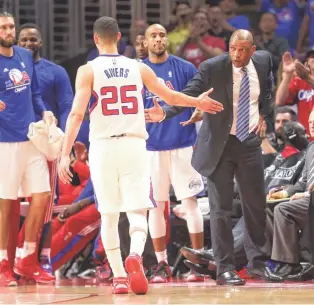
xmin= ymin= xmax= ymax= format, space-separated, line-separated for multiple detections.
xmin=230 ymin=59 xmax=260 ymax=135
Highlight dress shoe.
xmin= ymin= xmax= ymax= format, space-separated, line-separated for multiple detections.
xmin=180 ymin=247 xmax=216 ymax=269
xmin=216 ymin=271 xmax=246 ymax=286
xmin=184 ymin=260 xmax=216 ymax=280
xmin=287 ymin=263 xmax=314 ymax=281
xmin=273 ymin=263 xmax=302 ymax=278
xmin=246 ymin=266 xmax=284 ymax=282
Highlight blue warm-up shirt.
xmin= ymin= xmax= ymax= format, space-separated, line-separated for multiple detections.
xmin=0 ymin=46 xmax=46 ymax=142
xmin=34 ymin=58 xmax=73 ymax=131
xmin=142 ymin=55 xmax=197 ymax=151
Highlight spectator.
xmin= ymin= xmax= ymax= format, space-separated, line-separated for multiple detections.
xmin=266 ymin=111 xmax=314 ymax=280
xmin=207 ymin=6 xmax=233 ymax=48
xmin=176 ymin=10 xmax=226 ymax=68
xmin=276 ymin=51 xmax=314 ymax=138
xmin=219 ymin=0 xmax=251 ymax=30
xmin=296 ymin=1 xmax=314 ymax=57
xmin=167 ymin=0 xmax=193 ymax=54
xmin=255 ymin=12 xmax=290 ymax=83
xmin=261 ymin=106 xmax=298 ymax=157
xmin=259 ymin=0 xmax=305 ymax=50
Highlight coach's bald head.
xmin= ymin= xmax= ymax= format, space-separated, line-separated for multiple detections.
xmin=229 ymin=29 xmax=256 ymax=68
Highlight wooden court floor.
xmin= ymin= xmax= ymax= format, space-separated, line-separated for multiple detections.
xmin=1 ymin=278 xmax=314 ymax=304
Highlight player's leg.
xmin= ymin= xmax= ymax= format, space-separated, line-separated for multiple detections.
xmin=39 ymin=159 xmax=58 ymax=274
xmin=147 ymin=151 xmax=172 ymax=283
xmin=171 ymin=147 xmax=205 ymax=282
xmin=89 ymin=139 xmax=127 ymax=294
xmin=0 ymin=143 xmax=25 ymax=286
xmin=13 ymin=142 xmax=54 ymax=283
xmin=50 ymin=204 xmax=100 ymax=271
xmin=125 ymin=210 xmax=149 ymax=294
xmin=119 ymin=138 xmax=153 ymax=294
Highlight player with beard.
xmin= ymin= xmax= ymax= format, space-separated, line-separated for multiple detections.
xmin=0 ymin=12 xmax=56 ymax=286
xmin=16 ymin=23 xmax=73 ymax=276
xmin=143 ymin=24 xmax=205 ymax=283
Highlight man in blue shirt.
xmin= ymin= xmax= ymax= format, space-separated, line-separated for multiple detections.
xmin=0 ymin=12 xmax=56 ymax=286
xmin=142 ymin=24 xmax=205 ymax=283
xmin=17 ymin=22 xmax=73 ymax=275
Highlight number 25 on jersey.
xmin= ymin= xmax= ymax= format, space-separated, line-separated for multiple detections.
xmin=99 ymin=85 xmax=138 ymax=116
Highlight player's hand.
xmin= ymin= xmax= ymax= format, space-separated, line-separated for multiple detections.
xmin=295 ymin=60 xmax=311 ymax=81
xmin=59 ymin=203 xmax=82 ymax=220
xmin=197 ymin=88 xmax=224 ymax=114
xmin=0 ymin=100 xmax=6 ymax=112
xmin=267 ymin=190 xmax=288 ymax=200
xmin=58 ymin=155 xmax=73 ymax=184
xmin=180 ymin=109 xmax=203 ymax=126
xmin=290 ymin=192 xmax=305 ymax=201
xmin=282 ymin=52 xmax=295 ymax=74
xmin=43 ymin=111 xmax=57 ymax=127
xmin=144 ymin=97 xmax=165 ymax=123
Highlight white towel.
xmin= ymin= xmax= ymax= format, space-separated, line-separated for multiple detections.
xmin=27 ymin=120 xmax=64 ymax=161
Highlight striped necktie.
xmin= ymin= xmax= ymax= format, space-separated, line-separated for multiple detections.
xmin=307 ymin=158 xmax=314 ymax=191
xmin=236 ymin=67 xmax=250 ymax=142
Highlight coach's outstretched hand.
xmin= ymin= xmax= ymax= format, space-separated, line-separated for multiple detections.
xmin=197 ymin=88 xmax=223 ymax=114
xmin=145 ymin=89 xmax=223 ymax=123
xmin=58 ymin=155 xmax=73 ymax=184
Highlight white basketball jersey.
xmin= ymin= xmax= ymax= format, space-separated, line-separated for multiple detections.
xmin=88 ymin=55 xmax=148 ymax=142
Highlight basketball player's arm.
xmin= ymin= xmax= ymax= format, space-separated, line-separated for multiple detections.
xmin=61 ymin=64 xmax=93 ymax=157
xmin=32 ymin=66 xmax=56 ymax=126
xmin=139 ymin=63 xmax=223 ymax=113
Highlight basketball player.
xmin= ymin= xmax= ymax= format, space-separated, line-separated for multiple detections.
xmin=16 ymin=22 xmax=73 ymax=275
xmin=58 ymin=16 xmax=222 ymax=295
xmin=0 ymin=12 xmax=56 ymax=286
xmin=143 ymin=24 xmax=205 ymax=283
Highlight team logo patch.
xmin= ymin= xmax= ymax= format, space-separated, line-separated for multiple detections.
xmin=188 ymin=178 xmax=202 ymax=190
xmin=6 ymin=68 xmax=31 ymax=93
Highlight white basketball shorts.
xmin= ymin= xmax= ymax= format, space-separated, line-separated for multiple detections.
xmin=149 ymin=146 xmax=204 ymax=202
xmin=0 ymin=141 xmax=50 ymax=200
xmin=89 ymin=137 xmax=156 ymax=214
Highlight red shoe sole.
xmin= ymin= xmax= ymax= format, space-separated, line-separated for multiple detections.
xmin=125 ymin=256 xmax=148 ymax=295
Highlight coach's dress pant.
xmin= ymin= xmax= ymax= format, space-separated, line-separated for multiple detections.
xmin=207 ymin=134 xmax=268 ymax=275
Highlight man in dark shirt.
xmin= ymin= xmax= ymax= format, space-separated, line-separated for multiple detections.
xmin=207 ymin=6 xmax=232 ymax=49
xmin=254 ymin=12 xmax=290 ymax=83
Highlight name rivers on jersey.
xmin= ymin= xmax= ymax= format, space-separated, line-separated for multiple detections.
xmin=104 ymin=68 xmax=129 ymax=79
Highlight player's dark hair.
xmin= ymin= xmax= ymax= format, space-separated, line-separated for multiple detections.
xmin=17 ymin=23 xmax=42 ymax=40
xmin=93 ymin=16 xmax=120 ymax=41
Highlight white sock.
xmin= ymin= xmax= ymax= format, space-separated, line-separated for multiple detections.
xmin=22 ymin=242 xmax=36 ymax=259
xmin=0 ymin=249 xmax=8 ymax=262
xmin=155 ymin=250 xmax=168 ymax=264
xmin=106 ymin=248 xmax=127 ymax=278
xmin=40 ymin=248 xmax=51 ymax=260
xmin=130 ymin=231 xmax=147 ymax=257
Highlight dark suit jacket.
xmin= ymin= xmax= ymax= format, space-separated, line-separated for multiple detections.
xmin=163 ymin=51 xmax=273 ymax=177
xmin=285 ymin=142 xmax=314 ymax=197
